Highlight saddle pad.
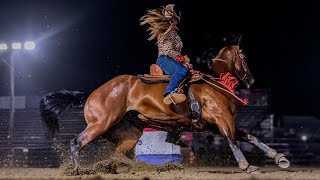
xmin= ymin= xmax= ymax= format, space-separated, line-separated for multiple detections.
xmin=138 ymin=74 xmax=171 ymax=84
xmin=138 ymin=74 xmax=202 ymax=84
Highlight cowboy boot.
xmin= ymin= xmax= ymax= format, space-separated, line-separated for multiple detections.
xmin=163 ymin=92 xmax=187 ymax=105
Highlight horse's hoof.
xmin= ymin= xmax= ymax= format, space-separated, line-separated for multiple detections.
xmin=245 ymin=165 xmax=261 ymax=174
xmin=275 ymin=153 xmax=290 ymax=168
xmin=66 ymin=163 xmax=76 ymax=169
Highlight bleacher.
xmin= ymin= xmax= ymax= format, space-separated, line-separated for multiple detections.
xmin=0 ymin=109 xmax=58 ymax=167
xmin=0 ymin=109 xmax=10 ymax=166
xmin=0 ymin=107 xmax=113 ymax=167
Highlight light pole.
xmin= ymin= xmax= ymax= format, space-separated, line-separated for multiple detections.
xmin=0 ymin=41 xmax=35 ymax=166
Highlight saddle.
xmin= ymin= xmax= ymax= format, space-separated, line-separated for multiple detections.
xmin=139 ymin=64 xmax=202 ymax=84
xmin=139 ymin=64 xmax=171 ymax=83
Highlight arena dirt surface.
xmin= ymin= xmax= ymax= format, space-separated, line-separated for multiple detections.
xmin=0 ymin=162 xmax=319 ymax=180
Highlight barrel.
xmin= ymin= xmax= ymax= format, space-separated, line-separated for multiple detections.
xmin=135 ymin=128 xmax=181 ymax=166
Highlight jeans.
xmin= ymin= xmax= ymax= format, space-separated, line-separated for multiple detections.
xmin=156 ymin=55 xmax=188 ymax=96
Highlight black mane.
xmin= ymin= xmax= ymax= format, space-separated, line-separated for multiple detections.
xmin=191 ymin=32 xmax=243 ymax=75
xmin=192 ymin=33 xmax=245 ymax=75
xmin=192 ymin=48 xmax=219 ymax=74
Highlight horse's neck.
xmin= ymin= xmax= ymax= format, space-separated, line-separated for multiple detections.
xmin=212 ymin=47 xmax=234 ymax=76
xmin=216 ymin=46 xmax=234 ymax=61
xmin=212 ymin=62 xmax=229 ymax=77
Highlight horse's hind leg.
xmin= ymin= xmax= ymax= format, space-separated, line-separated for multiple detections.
xmin=111 ymin=123 xmax=143 ymax=166
xmin=70 ymin=106 xmax=126 ymax=166
xmin=113 ymin=128 xmax=142 ymax=156
xmin=235 ymin=128 xmax=290 ymax=168
xmin=70 ymin=123 xmax=116 ymax=166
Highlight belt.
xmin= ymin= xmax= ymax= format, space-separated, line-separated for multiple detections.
xmin=173 ymin=55 xmax=183 ymax=62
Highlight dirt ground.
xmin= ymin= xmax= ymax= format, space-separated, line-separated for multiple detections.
xmin=0 ymin=164 xmax=319 ymax=180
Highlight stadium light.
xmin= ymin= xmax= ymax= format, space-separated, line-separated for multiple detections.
xmin=301 ymin=135 xmax=308 ymax=142
xmin=12 ymin=42 xmax=22 ymax=50
xmin=24 ymin=41 xmax=35 ymax=50
xmin=0 ymin=43 xmax=8 ymax=50
xmin=1 ymin=39 xmax=36 ymax=167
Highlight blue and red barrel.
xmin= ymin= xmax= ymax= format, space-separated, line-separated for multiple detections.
xmin=135 ymin=128 xmax=181 ymax=166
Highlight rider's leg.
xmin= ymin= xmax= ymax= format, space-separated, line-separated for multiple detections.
xmin=156 ymin=55 xmax=188 ymax=104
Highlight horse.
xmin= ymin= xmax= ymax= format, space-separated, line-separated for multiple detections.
xmin=40 ymin=38 xmax=290 ymax=174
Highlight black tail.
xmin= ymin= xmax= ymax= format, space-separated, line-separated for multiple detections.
xmin=39 ymin=90 xmax=90 ymax=136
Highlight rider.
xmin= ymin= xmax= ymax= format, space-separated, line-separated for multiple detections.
xmin=140 ymin=4 xmax=190 ymax=148
xmin=140 ymin=4 xmax=190 ymax=105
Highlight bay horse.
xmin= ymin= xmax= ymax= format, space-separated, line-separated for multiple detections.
xmin=40 ymin=40 xmax=290 ymax=173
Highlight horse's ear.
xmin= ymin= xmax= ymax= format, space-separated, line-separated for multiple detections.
xmin=222 ymin=33 xmax=242 ymax=45
xmin=236 ymin=34 xmax=243 ymax=45
xmin=235 ymin=34 xmax=245 ymax=51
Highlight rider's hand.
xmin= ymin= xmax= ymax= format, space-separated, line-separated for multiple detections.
xmin=190 ymin=69 xmax=201 ymax=75
xmin=183 ymin=55 xmax=193 ymax=70
xmin=183 ymin=55 xmax=190 ymax=63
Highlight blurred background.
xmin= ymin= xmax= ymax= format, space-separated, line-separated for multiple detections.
xmin=0 ymin=0 xmax=319 ymax=167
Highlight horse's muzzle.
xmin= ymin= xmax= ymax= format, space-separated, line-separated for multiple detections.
xmin=246 ymin=78 xmax=255 ymax=88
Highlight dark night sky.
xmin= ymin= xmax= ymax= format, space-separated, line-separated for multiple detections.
xmin=0 ymin=0 xmax=319 ymax=115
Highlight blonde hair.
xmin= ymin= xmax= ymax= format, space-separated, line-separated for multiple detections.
xmin=139 ymin=4 xmax=180 ymax=41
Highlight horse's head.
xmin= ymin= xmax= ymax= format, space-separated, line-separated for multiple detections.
xmin=195 ymin=35 xmax=255 ymax=88
xmin=212 ymin=45 xmax=254 ymax=88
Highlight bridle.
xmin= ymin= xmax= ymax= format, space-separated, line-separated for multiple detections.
xmin=234 ymin=50 xmax=248 ymax=82
xmin=211 ymin=46 xmax=248 ymax=82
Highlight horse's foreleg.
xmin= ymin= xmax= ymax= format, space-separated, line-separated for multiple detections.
xmin=224 ymin=136 xmax=251 ymax=170
xmin=216 ymin=119 xmax=259 ymax=174
xmin=235 ymin=128 xmax=290 ymax=168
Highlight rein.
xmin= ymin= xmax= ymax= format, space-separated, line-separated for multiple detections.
xmin=199 ymin=72 xmax=248 ymax=106
xmin=212 ymin=58 xmax=229 ymax=64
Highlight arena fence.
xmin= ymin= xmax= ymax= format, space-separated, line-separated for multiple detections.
xmin=0 ymin=107 xmax=319 ymax=168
